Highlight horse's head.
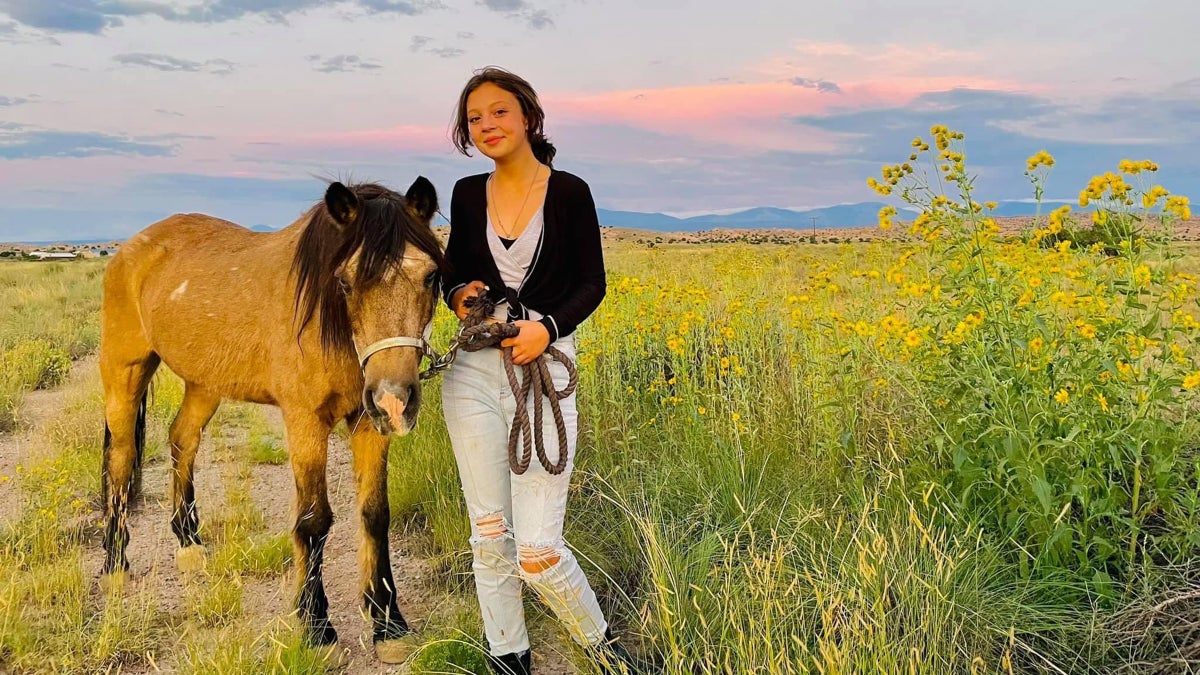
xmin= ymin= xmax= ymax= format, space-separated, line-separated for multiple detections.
xmin=293 ymin=177 xmax=445 ymax=436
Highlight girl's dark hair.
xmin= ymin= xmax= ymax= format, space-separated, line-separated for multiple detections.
xmin=452 ymin=66 xmax=556 ymax=168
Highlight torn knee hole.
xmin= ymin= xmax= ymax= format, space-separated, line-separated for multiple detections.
xmin=475 ymin=513 xmax=510 ymax=539
xmin=518 ymin=544 xmax=562 ymax=574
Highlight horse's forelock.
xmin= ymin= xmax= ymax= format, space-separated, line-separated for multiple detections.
xmin=291 ymin=182 xmax=445 ymax=354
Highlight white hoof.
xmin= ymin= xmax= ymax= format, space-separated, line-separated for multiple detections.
xmin=318 ymin=643 xmax=350 ymax=669
xmin=175 ymin=544 xmax=208 ymax=573
xmin=99 ymin=570 xmax=129 ymax=594
xmin=375 ymin=637 xmax=418 ymax=664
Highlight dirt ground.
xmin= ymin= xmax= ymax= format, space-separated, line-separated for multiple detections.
xmin=0 ymin=358 xmax=579 ymax=674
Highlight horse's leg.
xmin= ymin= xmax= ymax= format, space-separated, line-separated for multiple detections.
xmin=169 ymin=385 xmax=221 ymax=572
xmin=100 ymin=348 xmax=160 ymax=576
xmin=345 ymin=416 xmax=411 ymax=662
xmin=283 ymin=410 xmax=337 ymax=646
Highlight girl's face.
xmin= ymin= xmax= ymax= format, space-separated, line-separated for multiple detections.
xmin=465 ymin=82 xmax=531 ymax=163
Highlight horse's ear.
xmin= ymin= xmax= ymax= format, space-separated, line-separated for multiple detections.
xmin=325 ymin=182 xmax=359 ymax=227
xmin=405 ymin=176 xmax=438 ymax=223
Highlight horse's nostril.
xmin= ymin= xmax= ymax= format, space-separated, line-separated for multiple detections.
xmin=407 ymin=384 xmax=418 ymax=405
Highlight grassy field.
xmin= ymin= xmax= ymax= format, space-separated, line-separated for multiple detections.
xmin=3 ymin=130 xmax=1200 ymax=673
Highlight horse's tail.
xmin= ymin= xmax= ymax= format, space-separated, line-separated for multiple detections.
xmin=101 ymin=388 xmax=149 ymax=507
xmin=131 ymin=389 xmax=148 ymax=502
xmin=102 ymin=420 xmax=111 ymax=509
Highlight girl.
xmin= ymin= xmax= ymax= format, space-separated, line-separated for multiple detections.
xmin=441 ymin=67 xmax=640 ymax=674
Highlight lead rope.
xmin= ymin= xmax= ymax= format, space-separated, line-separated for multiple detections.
xmin=429 ymin=294 xmax=576 ymax=475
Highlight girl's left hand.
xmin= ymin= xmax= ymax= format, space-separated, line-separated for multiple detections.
xmin=502 ymin=320 xmax=550 ymax=365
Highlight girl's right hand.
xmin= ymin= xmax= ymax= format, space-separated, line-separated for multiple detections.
xmin=450 ymin=280 xmax=489 ymax=320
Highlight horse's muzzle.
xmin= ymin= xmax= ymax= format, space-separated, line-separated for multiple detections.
xmin=364 ymin=382 xmax=420 ymax=436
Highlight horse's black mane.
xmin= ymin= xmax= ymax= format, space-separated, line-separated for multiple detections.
xmin=290 ymin=183 xmax=445 ymax=353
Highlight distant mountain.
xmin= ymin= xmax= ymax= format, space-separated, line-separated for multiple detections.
xmin=598 ymin=202 xmax=892 ymax=232
xmin=595 ymin=209 xmax=688 ymax=230
xmin=596 ymin=200 xmax=1089 ymax=232
xmin=8 ymin=237 xmax=120 ymax=245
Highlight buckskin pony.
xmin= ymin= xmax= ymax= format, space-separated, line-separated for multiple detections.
xmin=98 ymin=178 xmax=443 ymax=663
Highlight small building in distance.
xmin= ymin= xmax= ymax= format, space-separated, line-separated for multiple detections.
xmin=29 ymin=250 xmax=79 ymax=260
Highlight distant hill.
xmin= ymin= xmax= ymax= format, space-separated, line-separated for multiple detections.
xmin=5 ymin=237 xmax=121 ymax=245
xmin=1 ymin=200 xmax=1100 ymax=246
xmin=596 ymin=200 xmax=1083 ymax=232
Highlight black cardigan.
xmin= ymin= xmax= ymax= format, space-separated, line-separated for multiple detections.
xmin=442 ymin=169 xmax=607 ymax=342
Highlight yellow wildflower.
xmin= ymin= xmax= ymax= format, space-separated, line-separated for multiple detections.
xmin=878 ymin=205 xmax=898 ymax=230
xmin=1143 ymin=185 xmax=1169 ymax=209
xmin=1026 ymin=150 xmax=1055 ymax=172
xmin=1054 ymin=389 xmax=1070 ymax=405
xmin=1133 ymin=264 xmax=1152 ymax=287
xmin=1166 ymin=195 xmax=1191 ymax=220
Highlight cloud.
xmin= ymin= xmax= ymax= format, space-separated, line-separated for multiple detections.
xmin=790 ymin=77 xmax=841 ymax=94
xmin=523 ymin=8 xmax=552 ymax=28
xmin=113 ymin=53 xmax=237 ymax=75
xmin=0 ymin=95 xmax=29 ymax=106
xmin=0 ymin=126 xmax=177 ymax=160
xmin=792 ymin=87 xmax=1200 ymax=200
xmin=0 ymin=0 xmax=443 ymax=34
xmin=478 ymin=0 xmax=523 ymax=10
xmin=457 ymin=31 xmax=474 ymax=39
xmin=137 ymin=173 xmax=324 ymax=203
xmin=475 ymin=0 xmax=554 ymax=29
xmin=356 ymin=0 xmax=443 ymax=13
xmin=306 ymin=54 xmax=382 ymax=73
xmin=751 ymin=40 xmax=988 ymax=86
xmin=0 ymin=15 xmax=58 ymax=43
xmin=409 ymin=35 xmax=464 ymax=58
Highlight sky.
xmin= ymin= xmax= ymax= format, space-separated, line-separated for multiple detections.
xmin=1 ymin=0 xmax=1198 ymax=241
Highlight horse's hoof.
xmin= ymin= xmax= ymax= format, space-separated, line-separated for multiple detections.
xmin=99 ymin=570 xmax=129 ymax=594
xmin=317 ymin=643 xmax=349 ymax=669
xmin=375 ymin=636 xmax=418 ymax=664
xmin=175 ymin=544 xmax=208 ymax=573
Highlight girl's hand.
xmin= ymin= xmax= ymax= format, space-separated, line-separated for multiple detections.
xmin=501 ymin=320 xmax=550 ymax=365
xmin=450 ymin=280 xmax=489 ymax=320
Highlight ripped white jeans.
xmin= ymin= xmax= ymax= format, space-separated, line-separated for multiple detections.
xmin=441 ymin=335 xmax=608 ymax=657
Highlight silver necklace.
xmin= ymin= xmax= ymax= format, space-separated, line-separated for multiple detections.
xmin=488 ymin=165 xmax=541 ymax=239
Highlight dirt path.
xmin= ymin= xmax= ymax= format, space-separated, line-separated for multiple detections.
xmin=0 ymin=358 xmax=578 ymax=674
xmin=0 ymin=382 xmax=75 ymax=525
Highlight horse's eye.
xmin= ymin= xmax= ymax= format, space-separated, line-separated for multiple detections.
xmin=424 ymin=272 xmax=439 ymax=289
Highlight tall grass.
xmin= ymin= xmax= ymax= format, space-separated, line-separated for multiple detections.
xmin=389 ymin=132 xmax=1200 ymax=673
xmin=0 ymin=260 xmax=104 ymax=431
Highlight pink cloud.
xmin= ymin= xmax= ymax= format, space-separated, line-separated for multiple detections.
xmin=752 ymin=40 xmax=986 ymax=81
xmin=541 ymin=75 xmax=1033 ymax=153
xmin=240 ymin=124 xmax=453 ymax=162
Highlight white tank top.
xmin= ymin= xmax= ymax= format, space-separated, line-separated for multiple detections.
xmin=486 ymin=206 xmax=544 ymax=323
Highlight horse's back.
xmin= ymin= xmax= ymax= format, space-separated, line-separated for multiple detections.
xmin=103 ymin=213 xmax=303 ymax=404
xmin=114 ymin=213 xmax=261 ymax=266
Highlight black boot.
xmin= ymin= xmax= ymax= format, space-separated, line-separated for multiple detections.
xmin=487 ymin=648 xmax=531 ymax=675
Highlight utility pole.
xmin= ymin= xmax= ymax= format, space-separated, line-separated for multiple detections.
xmin=810 ymin=216 xmax=819 ymax=239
